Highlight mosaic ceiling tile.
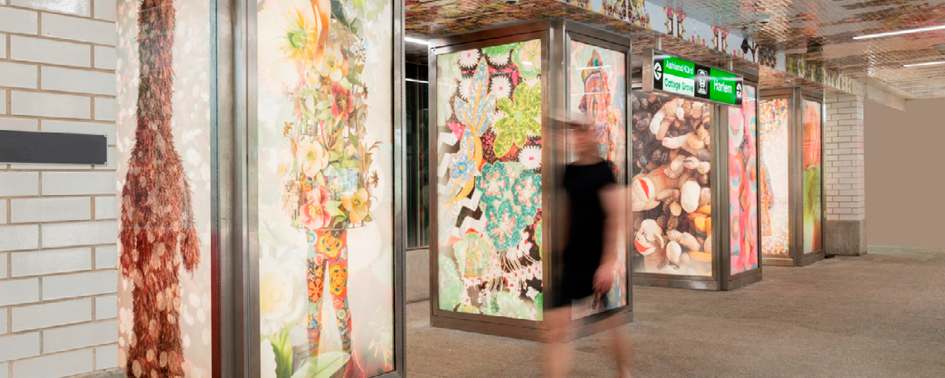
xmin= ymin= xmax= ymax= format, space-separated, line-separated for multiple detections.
xmin=648 ymin=0 xmax=945 ymax=98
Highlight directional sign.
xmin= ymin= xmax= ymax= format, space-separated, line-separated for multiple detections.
xmin=645 ymin=50 xmax=743 ymax=106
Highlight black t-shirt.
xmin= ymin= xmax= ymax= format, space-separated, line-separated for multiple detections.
xmin=562 ymin=160 xmax=616 ymax=279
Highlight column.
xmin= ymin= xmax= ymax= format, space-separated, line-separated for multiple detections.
xmin=823 ymin=93 xmax=867 ymax=256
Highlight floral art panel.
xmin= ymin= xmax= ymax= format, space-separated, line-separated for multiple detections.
xmin=436 ymin=40 xmax=545 ymax=321
xmin=256 ymin=0 xmax=395 ymax=376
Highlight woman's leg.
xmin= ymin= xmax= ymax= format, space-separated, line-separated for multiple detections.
xmin=545 ymin=306 xmax=572 ymax=378
xmin=610 ymin=325 xmax=632 ymax=378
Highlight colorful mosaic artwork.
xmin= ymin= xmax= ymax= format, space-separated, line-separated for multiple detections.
xmin=568 ymin=40 xmax=627 ymax=313
xmin=759 ymin=98 xmax=790 ymax=258
xmin=436 ymin=40 xmax=545 ymax=321
xmin=256 ymin=0 xmax=395 ymax=376
xmin=631 ymin=91 xmax=713 ymax=277
xmin=729 ymin=86 xmax=759 ymax=275
xmin=802 ymin=99 xmax=823 ymax=254
xmin=116 ymin=1 xmax=214 ymax=377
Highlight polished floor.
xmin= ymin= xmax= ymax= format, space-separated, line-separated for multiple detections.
xmin=407 ymin=246 xmax=945 ymax=378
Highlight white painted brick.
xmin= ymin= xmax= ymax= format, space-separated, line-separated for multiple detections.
xmin=11 ymin=197 xmax=91 ymax=223
xmin=11 ymin=247 xmax=92 ymax=277
xmin=0 ymin=118 xmax=39 ymax=131
xmin=0 ymin=33 xmax=6 ymax=59
xmin=9 ymin=36 xmax=91 ymax=67
xmin=0 ymin=7 xmax=38 ymax=34
xmin=10 ymin=91 xmax=91 ymax=119
xmin=41 ymin=13 xmax=114 ymax=46
xmin=95 ymin=345 xmax=117 ymax=369
xmin=94 ymin=97 xmax=116 ymax=121
xmin=833 ymin=208 xmax=852 ymax=214
xmin=839 ymin=202 xmax=862 ymax=208
xmin=43 ymin=270 xmax=117 ymax=300
xmin=832 ymin=136 xmax=852 ymax=143
xmin=0 ymin=253 xmax=6 ymax=279
xmin=833 ymin=196 xmax=851 ymax=202
xmin=0 ymin=91 xmax=4 ymax=114
xmin=0 ymin=225 xmax=39 ymax=252
xmin=41 ymin=172 xmax=114 ymax=195
xmin=94 ymin=295 xmax=116 ymax=319
xmin=0 ymin=62 xmax=38 ymax=89
xmin=0 ymin=333 xmax=40 ymax=362
xmin=93 ymin=45 xmax=116 ymax=70
xmin=41 ymin=221 xmax=116 ymax=248
xmin=12 ymin=0 xmax=91 ymax=16
xmin=8 ymin=161 xmax=92 ymax=170
xmin=0 ymin=278 xmax=39 ymax=306
xmin=94 ymin=245 xmax=116 ymax=269
xmin=41 ymin=67 xmax=116 ymax=96
xmin=0 ymin=309 xmax=6 ymax=334
xmin=43 ymin=320 xmax=117 ymax=353
xmin=93 ymin=0 xmax=116 ymax=21
xmin=0 ymin=201 xmax=6 ymax=225
xmin=840 ymin=214 xmax=864 ymax=221
xmin=11 ymin=298 xmax=91 ymax=332
xmin=93 ymin=196 xmax=116 ymax=220
xmin=41 ymin=120 xmax=114 ymax=144
xmin=11 ymin=349 xmax=93 ymax=378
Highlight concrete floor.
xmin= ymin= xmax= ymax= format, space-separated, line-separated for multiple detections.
xmin=406 ymin=246 xmax=945 ymax=378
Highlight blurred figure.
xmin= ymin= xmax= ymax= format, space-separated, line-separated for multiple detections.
xmin=545 ymin=114 xmax=631 ymax=378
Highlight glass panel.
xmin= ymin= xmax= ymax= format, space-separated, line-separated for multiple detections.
xmin=630 ymin=91 xmax=713 ymax=276
xmin=116 ymin=0 xmax=214 ymax=376
xmin=802 ymin=99 xmax=823 ymax=254
xmin=406 ymin=64 xmax=431 ymax=249
xmin=256 ymin=0 xmax=395 ymax=376
xmin=436 ymin=40 xmax=544 ymax=320
xmin=568 ymin=40 xmax=628 ymax=316
xmin=759 ymin=98 xmax=790 ymax=258
xmin=729 ymin=86 xmax=759 ymax=275
xmin=407 ymin=77 xmax=419 ymax=248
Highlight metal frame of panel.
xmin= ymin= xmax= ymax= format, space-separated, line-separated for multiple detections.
xmin=630 ymin=70 xmax=763 ymax=291
xmin=428 ymin=19 xmax=634 ymax=341
xmin=232 ymin=0 xmax=408 ymax=376
xmin=758 ymin=87 xmax=826 ymax=268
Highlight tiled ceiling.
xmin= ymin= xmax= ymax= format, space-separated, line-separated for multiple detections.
xmin=650 ymin=0 xmax=945 ymax=98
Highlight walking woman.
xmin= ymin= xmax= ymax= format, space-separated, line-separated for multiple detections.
xmin=545 ymin=114 xmax=632 ymax=378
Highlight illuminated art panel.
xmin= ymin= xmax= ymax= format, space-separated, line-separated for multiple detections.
xmin=256 ymin=0 xmax=395 ymax=376
xmin=436 ymin=40 xmax=544 ymax=321
xmin=802 ymin=99 xmax=823 ymax=254
xmin=117 ymin=0 xmax=213 ymax=376
xmin=568 ymin=40 xmax=627 ymax=312
xmin=729 ymin=86 xmax=758 ymax=275
xmin=759 ymin=98 xmax=789 ymax=258
xmin=631 ymin=91 xmax=713 ymax=277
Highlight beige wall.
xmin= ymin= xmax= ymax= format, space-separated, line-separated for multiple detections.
xmin=865 ymin=98 xmax=945 ymax=249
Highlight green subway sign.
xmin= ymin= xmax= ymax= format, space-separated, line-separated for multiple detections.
xmin=647 ymin=50 xmax=743 ymax=106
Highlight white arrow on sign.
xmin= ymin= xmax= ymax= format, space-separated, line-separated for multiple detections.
xmin=654 ymin=62 xmax=663 ymax=81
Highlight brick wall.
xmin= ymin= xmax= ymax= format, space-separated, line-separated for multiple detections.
xmin=823 ymin=93 xmax=867 ymax=255
xmin=0 ymin=1 xmax=119 ymax=377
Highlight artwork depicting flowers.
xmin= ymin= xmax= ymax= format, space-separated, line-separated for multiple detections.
xmin=116 ymin=1 xmax=214 ymax=377
xmin=257 ymin=0 xmax=394 ymax=377
xmin=802 ymin=99 xmax=823 ymax=254
xmin=630 ymin=91 xmax=713 ymax=276
xmin=568 ymin=40 xmax=628 ymax=313
xmin=436 ymin=40 xmax=544 ymax=321
xmin=729 ymin=86 xmax=759 ymax=275
xmin=759 ymin=98 xmax=790 ymax=258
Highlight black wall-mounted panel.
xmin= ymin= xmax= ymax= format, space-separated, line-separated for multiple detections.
xmin=0 ymin=131 xmax=107 ymax=165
